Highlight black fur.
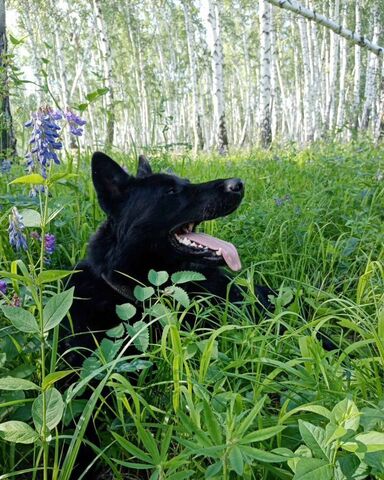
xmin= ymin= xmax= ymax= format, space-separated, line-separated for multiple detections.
xmin=60 ymin=152 xmax=275 ymax=478
xmin=62 ymin=152 xmax=273 ymax=367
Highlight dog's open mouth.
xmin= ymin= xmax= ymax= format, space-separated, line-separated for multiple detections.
xmin=171 ymin=222 xmax=241 ymax=271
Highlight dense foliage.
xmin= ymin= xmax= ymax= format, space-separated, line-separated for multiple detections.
xmin=0 ymin=142 xmax=383 ymax=478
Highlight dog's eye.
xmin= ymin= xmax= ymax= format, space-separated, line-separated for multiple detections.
xmin=166 ymin=187 xmax=177 ymax=195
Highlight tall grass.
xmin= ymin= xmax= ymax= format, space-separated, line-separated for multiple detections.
xmin=0 ymin=140 xmax=383 ymax=479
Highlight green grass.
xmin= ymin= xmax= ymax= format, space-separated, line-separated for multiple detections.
xmin=0 ymin=140 xmax=383 ymax=479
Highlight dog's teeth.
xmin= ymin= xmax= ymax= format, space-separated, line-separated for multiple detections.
xmin=216 ymin=249 xmax=222 ymax=256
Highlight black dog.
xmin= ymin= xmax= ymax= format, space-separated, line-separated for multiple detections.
xmin=62 ymin=152 xmax=272 ymax=366
xmin=60 ymin=152 xmax=274 ymax=478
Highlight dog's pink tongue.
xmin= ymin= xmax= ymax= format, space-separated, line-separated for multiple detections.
xmin=182 ymin=232 xmax=241 ymax=271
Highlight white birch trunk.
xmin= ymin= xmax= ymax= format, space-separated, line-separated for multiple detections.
xmin=183 ymin=2 xmax=204 ymax=153
xmin=361 ymin=10 xmax=380 ymax=130
xmin=336 ymin=2 xmax=347 ymax=131
xmin=298 ymin=15 xmax=312 ymax=141
xmin=259 ymin=0 xmax=273 ymax=147
xmin=352 ymin=0 xmax=362 ymax=130
xmin=327 ymin=0 xmax=339 ymax=130
xmin=206 ymin=0 xmax=228 ymax=153
xmin=92 ymin=0 xmax=115 ymax=147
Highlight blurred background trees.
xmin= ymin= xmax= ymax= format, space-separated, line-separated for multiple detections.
xmin=6 ymin=0 xmax=384 ymax=153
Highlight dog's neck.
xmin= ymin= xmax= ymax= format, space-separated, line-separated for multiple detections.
xmin=101 ymin=273 xmax=137 ymax=302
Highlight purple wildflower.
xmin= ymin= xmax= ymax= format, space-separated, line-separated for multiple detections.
xmin=30 ymin=231 xmax=40 ymax=240
xmin=0 ymin=280 xmax=7 ymax=295
xmin=24 ymin=107 xmax=63 ymax=179
xmin=8 ymin=207 xmax=28 ymax=251
xmin=64 ymin=110 xmax=86 ymax=137
xmin=1 ymin=159 xmax=11 ymax=174
xmin=44 ymin=233 xmax=56 ymax=255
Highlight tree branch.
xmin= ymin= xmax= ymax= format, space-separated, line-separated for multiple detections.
xmin=266 ymin=0 xmax=384 ymax=56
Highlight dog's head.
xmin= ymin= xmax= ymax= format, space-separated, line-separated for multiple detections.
xmin=91 ymin=152 xmax=244 ymax=272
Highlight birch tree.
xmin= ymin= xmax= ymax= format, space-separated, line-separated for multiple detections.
xmin=352 ymin=0 xmax=362 ymax=131
xmin=92 ymin=0 xmax=115 ymax=147
xmin=206 ymin=0 xmax=228 ymax=153
xmin=0 ymin=0 xmax=15 ymax=156
xmin=183 ymin=2 xmax=204 ymax=153
xmin=361 ymin=8 xmax=380 ymax=130
xmin=259 ymin=0 xmax=273 ymax=148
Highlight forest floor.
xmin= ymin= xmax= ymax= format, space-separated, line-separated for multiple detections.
xmin=0 ymin=141 xmax=383 ymax=479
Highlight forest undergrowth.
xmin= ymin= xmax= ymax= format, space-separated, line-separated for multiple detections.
xmin=0 ymin=141 xmax=383 ymax=479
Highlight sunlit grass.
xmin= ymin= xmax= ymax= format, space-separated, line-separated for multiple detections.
xmin=0 ymin=140 xmax=383 ymax=478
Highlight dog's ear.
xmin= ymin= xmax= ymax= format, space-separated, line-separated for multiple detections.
xmin=92 ymin=152 xmax=131 ymax=214
xmin=137 ymin=155 xmax=152 ymax=177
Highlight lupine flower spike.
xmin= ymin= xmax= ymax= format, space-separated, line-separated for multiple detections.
xmin=24 ymin=107 xmax=63 ymax=179
xmin=44 ymin=233 xmax=56 ymax=256
xmin=8 ymin=207 xmax=28 ymax=251
xmin=65 ymin=110 xmax=86 ymax=137
xmin=0 ymin=280 xmax=7 ymax=295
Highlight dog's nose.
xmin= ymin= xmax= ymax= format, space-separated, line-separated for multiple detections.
xmin=224 ymin=178 xmax=244 ymax=194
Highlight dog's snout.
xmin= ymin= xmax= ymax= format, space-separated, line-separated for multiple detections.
xmin=224 ymin=178 xmax=244 ymax=194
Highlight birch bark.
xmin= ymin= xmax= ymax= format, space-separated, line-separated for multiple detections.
xmin=352 ymin=0 xmax=361 ymax=130
xmin=298 ymin=15 xmax=312 ymax=141
xmin=183 ymin=2 xmax=204 ymax=153
xmin=92 ymin=0 xmax=115 ymax=147
xmin=336 ymin=2 xmax=347 ymax=131
xmin=259 ymin=0 xmax=273 ymax=147
xmin=206 ymin=0 xmax=228 ymax=153
xmin=0 ymin=0 xmax=15 ymax=156
xmin=361 ymin=9 xmax=380 ymax=130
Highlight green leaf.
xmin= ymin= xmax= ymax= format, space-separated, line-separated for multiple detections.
xmin=171 ymin=271 xmax=206 ymax=284
xmin=337 ymin=454 xmax=360 ymax=478
xmin=330 ymin=398 xmax=360 ymax=432
xmin=168 ymin=286 xmax=190 ymax=308
xmin=1 ymin=306 xmax=39 ymax=333
xmin=342 ymin=431 xmax=384 ymax=453
xmin=106 ymin=323 xmax=125 ymax=338
xmin=241 ymin=445 xmax=288 ymax=463
xmin=148 ymin=269 xmax=169 ymax=286
xmin=85 ymin=87 xmax=109 ymax=102
xmin=98 ymin=338 xmax=123 ymax=363
xmin=229 ymin=445 xmax=244 ymax=475
xmin=134 ymin=286 xmax=155 ymax=302
xmin=0 ymin=421 xmax=39 ymax=444
xmin=205 ymin=461 xmax=223 ymax=478
xmin=9 ymin=34 xmax=24 ymax=45
xmin=127 ymin=321 xmax=149 ymax=352
xmin=37 ymin=270 xmax=74 ymax=284
xmin=240 ymin=425 xmax=285 ymax=444
xmin=298 ymin=420 xmax=332 ymax=460
xmin=237 ymin=396 xmax=266 ymax=436
xmin=32 ymin=388 xmax=64 ymax=434
xmin=146 ymin=303 xmax=172 ymax=326
xmin=74 ymin=102 xmax=89 ymax=112
xmin=112 ymin=431 xmax=152 ymax=464
xmin=203 ymin=401 xmax=222 ymax=445
xmin=48 ymin=173 xmax=78 ymax=184
xmin=0 ymin=377 xmax=40 ymax=391
xmin=42 ymin=371 xmax=72 ymax=391
xmin=19 ymin=209 xmax=41 ymax=227
xmin=287 ymin=445 xmax=312 ymax=473
xmin=43 ymin=288 xmax=74 ymax=332
xmin=10 ymin=173 xmax=45 ymax=185
xmin=116 ymin=302 xmax=137 ymax=321
xmin=294 ymin=458 xmax=333 ymax=480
